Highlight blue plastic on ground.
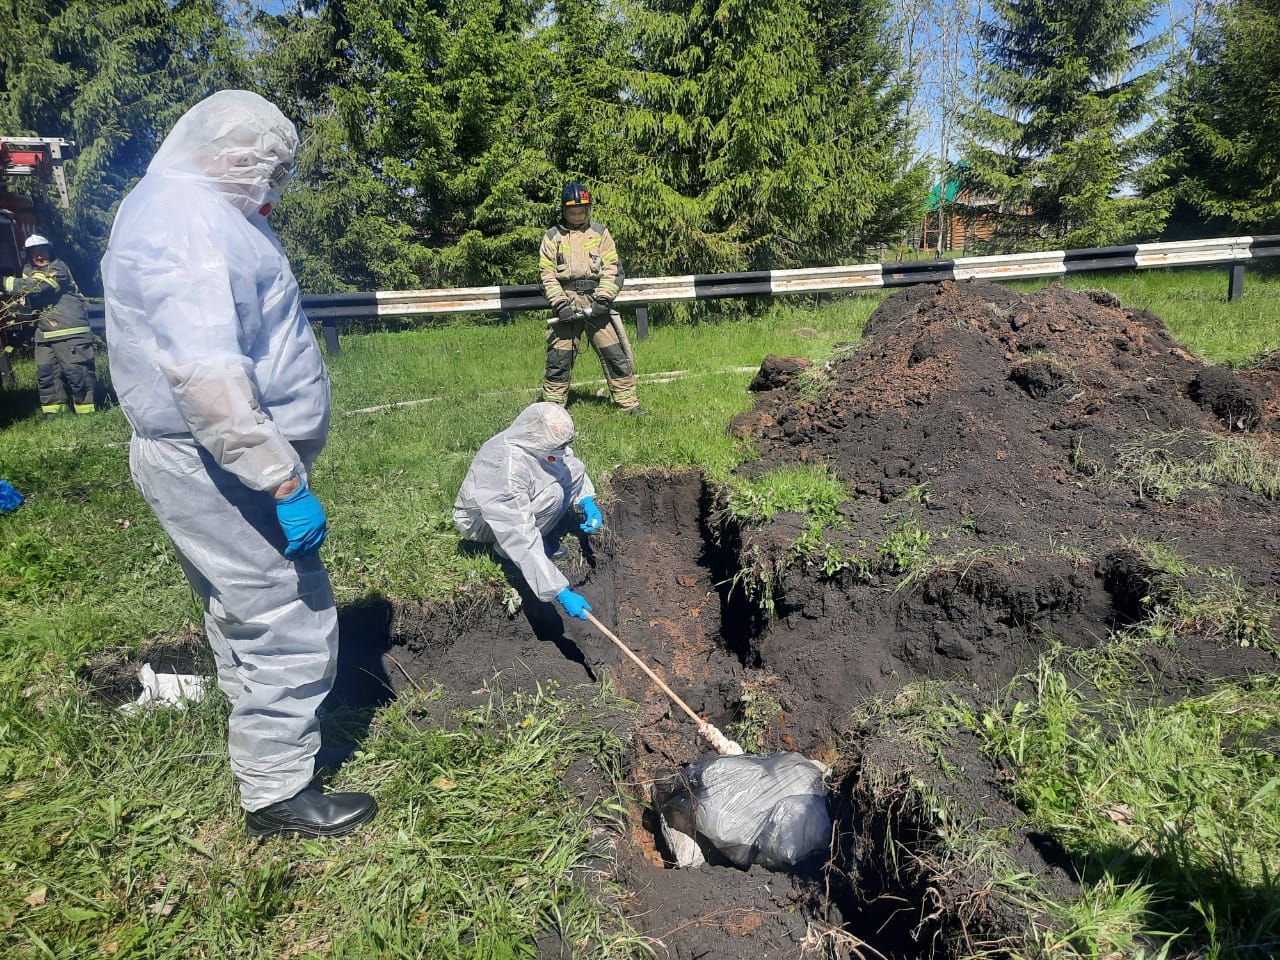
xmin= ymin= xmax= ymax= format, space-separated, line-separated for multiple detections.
xmin=0 ymin=480 xmax=24 ymax=513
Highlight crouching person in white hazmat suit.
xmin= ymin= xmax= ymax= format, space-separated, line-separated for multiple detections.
xmin=454 ymin=403 xmax=604 ymax=621
xmin=101 ymin=90 xmax=376 ymax=838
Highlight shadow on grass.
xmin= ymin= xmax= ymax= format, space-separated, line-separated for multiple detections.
xmin=456 ymin=517 xmax=599 ymax=681
xmin=0 ymin=380 xmax=38 ymax=428
xmin=1076 ymin=842 xmax=1280 ymax=956
xmin=318 ymin=594 xmax=397 ymax=768
xmin=565 ymin=390 xmax=616 ymax=410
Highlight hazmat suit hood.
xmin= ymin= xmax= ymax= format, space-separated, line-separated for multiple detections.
xmin=505 ymin=402 xmax=575 ymax=457
xmin=148 ymin=90 xmax=298 ymax=217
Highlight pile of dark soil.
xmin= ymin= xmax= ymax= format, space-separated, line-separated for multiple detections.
xmin=714 ymin=280 xmax=1280 ymax=954
xmin=730 ymin=280 xmax=1280 ymax=745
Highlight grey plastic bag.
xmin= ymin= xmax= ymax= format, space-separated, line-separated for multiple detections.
xmin=655 ymin=751 xmax=831 ymax=869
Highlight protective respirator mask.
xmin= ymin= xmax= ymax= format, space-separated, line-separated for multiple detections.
xmin=212 ymin=151 xmax=295 ymax=218
xmin=256 ymin=187 xmax=282 ymax=218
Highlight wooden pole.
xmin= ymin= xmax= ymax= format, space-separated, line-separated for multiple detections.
xmin=583 ymin=611 xmax=743 ymax=756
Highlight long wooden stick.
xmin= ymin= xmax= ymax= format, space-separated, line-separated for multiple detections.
xmin=584 ymin=611 xmax=743 ymax=756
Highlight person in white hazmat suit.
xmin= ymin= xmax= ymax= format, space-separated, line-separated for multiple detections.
xmin=101 ymin=90 xmax=376 ymax=838
xmin=454 ymin=403 xmax=603 ymax=621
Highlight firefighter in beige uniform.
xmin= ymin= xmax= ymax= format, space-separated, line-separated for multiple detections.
xmin=539 ymin=182 xmax=639 ymax=413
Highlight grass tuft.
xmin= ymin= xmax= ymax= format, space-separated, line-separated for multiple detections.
xmin=876 ymin=511 xmax=933 ymax=575
xmin=1117 ymin=430 xmax=1280 ymax=502
xmin=724 ymin=463 xmax=849 ymax=524
xmin=729 ymin=674 xmax=785 ymax=752
xmin=1115 ymin=540 xmax=1278 ymax=653
xmin=1130 ymin=566 xmax=1278 ymax=652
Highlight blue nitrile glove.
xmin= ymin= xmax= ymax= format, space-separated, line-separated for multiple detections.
xmin=0 ymin=480 xmax=23 ymax=513
xmin=275 ymin=481 xmax=328 ymax=559
xmin=556 ymin=587 xmax=592 ymax=621
xmin=579 ymin=496 xmax=603 ymax=534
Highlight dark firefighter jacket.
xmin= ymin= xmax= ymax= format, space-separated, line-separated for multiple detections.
xmin=2 ymin=259 xmax=90 ymax=342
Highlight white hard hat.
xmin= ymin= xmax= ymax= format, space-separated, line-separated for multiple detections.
xmin=24 ymin=234 xmax=51 ymax=249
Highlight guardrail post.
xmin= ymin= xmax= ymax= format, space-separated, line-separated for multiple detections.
xmin=322 ymin=318 xmax=341 ymax=355
xmin=635 ymin=304 xmax=649 ymax=340
xmin=1228 ymin=262 xmax=1245 ymax=301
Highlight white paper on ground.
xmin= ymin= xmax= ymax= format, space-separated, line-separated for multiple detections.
xmin=118 ymin=663 xmax=210 ymax=715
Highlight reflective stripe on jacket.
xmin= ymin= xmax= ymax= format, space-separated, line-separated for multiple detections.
xmin=538 ymin=221 xmax=621 ymax=306
xmin=4 ymin=260 xmax=90 ymax=342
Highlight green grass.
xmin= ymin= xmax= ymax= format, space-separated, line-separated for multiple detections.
xmin=864 ymin=661 xmax=1280 ymax=960
xmin=876 ymin=510 xmax=934 ymax=575
xmin=728 ymin=674 xmax=785 ymax=753
xmin=723 ymin=463 xmax=850 ymax=523
xmin=1 ymin=265 xmax=1278 ymax=957
xmin=1134 ymin=566 xmax=1278 ymax=652
xmin=718 ymin=463 xmax=867 ymax=603
xmin=1116 ymin=430 xmax=1280 ymax=503
xmin=1 ymin=671 xmax=643 ymax=958
xmin=1115 ymin=540 xmax=1279 ymax=653
xmin=976 ymin=665 xmax=1280 ymax=960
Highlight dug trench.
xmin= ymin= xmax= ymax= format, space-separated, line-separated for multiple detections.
xmin=368 ymin=471 xmax=853 ymax=960
xmin=317 ymin=470 xmax=1129 ymax=959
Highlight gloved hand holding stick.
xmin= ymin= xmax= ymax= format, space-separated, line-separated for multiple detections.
xmin=583 ymin=610 xmax=744 ymax=757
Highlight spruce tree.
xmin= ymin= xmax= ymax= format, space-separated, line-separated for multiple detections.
xmin=334 ymin=0 xmax=561 ymax=287
xmin=1159 ymin=0 xmax=1280 ymax=233
xmin=604 ymin=0 xmax=923 ymax=276
xmin=959 ymin=0 xmax=1168 ymax=249
xmin=0 ymin=0 xmax=244 ymax=287
xmin=249 ymin=2 xmax=428 ymax=292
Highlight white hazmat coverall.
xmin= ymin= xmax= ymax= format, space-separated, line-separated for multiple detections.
xmin=453 ymin=403 xmax=596 ymax=601
xmin=102 ymin=90 xmax=335 ymax=812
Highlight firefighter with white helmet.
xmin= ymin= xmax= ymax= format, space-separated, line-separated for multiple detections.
xmin=1 ymin=234 xmax=95 ymax=417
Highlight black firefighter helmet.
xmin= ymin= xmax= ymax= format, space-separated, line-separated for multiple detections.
xmin=560 ymin=181 xmax=591 ymax=226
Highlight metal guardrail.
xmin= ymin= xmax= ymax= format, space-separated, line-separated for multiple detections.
xmin=85 ymin=235 xmax=1279 ymax=353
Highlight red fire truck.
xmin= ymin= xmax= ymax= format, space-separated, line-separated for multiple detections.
xmin=0 ymin=137 xmax=74 ymax=387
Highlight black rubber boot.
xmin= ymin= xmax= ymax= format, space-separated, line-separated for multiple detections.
xmin=245 ymin=787 xmax=377 ymax=838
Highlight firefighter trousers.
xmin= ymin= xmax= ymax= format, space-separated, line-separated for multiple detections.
xmin=541 ymin=295 xmax=637 ymax=409
xmin=35 ymin=332 xmax=96 ymax=415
